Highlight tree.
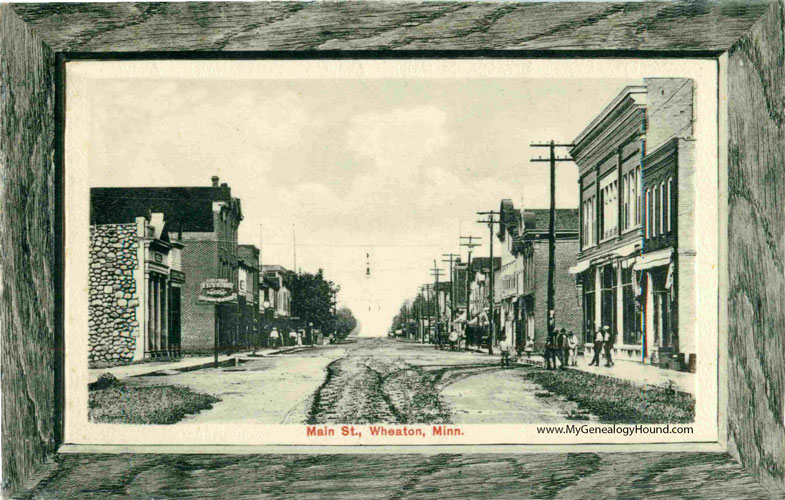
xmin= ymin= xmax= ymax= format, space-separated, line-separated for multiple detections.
xmin=289 ymin=269 xmax=337 ymax=344
xmin=335 ymin=307 xmax=357 ymax=339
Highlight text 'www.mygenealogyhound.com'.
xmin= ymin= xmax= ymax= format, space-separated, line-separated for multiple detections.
xmin=536 ymin=424 xmax=694 ymax=437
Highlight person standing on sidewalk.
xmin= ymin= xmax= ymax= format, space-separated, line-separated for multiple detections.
xmin=588 ymin=328 xmax=603 ymax=366
xmin=269 ymin=328 xmax=280 ymax=348
xmin=556 ymin=328 xmax=568 ymax=369
xmin=499 ymin=334 xmax=512 ymax=368
xmin=603 ymin=325 xmax=615 ymax=367
xmin=567 ymin=330 xmax=579 ymax=366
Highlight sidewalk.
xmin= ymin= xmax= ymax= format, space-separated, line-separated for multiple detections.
xmin=523 ymin=353 xmax=696 ymax=396
xmin=448 ymin=344 xmax=695 ymax=396
xmin=88 ymin=346 xmax=302 ymax=384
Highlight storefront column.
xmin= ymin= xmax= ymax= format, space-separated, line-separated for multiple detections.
xmin=154 ymin=275 xmax=161 ymax=353
xmin=616 ymin=261 xmax=624 ymax=343
xmin=161 ymin=281 xmax=168 ymax=354
xmin=645 ymin=272 xmax=656 ymax=361
xmin=147 ymin=274 xmax=154 ymax=353
xmin=594 ymin=266 xmax=601 ymax=332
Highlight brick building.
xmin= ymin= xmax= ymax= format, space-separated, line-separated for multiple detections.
xmin=505 ymin=206 xmax=580 ymax=352
xmin=569 ymin=78 xmax=695 ymax=370
xmin=91 ymin=176 xmax=244 ymax=354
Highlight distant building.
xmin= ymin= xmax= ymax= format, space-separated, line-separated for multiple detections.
xmin=89 ymin=213 xmax=185 ymax=363
xmin=495 ymin=200 xmax=580 ymax=352
xmin=91 ymin=176 xmax=244 ymax=353
xmin=570 ymin=78 xmax=696 ymax=370
xmin=238 ymin=245 xmax=260 ymax=349
xmin=466 ymin=256 xmax=501 ymax=345
xmin=259 ymin=264 xmax=292 ymax=346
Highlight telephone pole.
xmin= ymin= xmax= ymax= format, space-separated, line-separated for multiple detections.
xmin=531 ymin=140 xmax=575 ymax=342
xmin=422 ymin=283 xmax=433 ymax=344
xmin=460 ymin=236 xmax=481 ymax=350
xmin=442 ymin=252 xmax=460 ymax=332
xmin=477 ymin=211 xmax=501 ymax=355
xmin=430 ymin=261 xmax=445 ymax=349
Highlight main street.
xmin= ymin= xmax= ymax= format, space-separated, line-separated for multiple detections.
xmin=126 ymin=337 xmax=595 ymax=425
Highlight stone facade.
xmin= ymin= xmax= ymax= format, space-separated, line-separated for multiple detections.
xmin=89 ymin=223 xmax=140 ymax=362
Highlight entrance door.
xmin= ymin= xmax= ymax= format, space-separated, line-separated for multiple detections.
xmin=170 ymin=287 xmax=181 ymax=357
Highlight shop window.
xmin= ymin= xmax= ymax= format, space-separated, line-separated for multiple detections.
xmin=582 ymin=273 xmax=595 ymax=343
xmin=600 ymin=264 xmax=617 ymax=337
xmin=622 ymin=267 xmax=641 ymax=345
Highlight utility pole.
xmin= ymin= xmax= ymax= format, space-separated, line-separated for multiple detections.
xmin=422 ymin=284 xmax=433 ymax=344
xmin=477 ymin=211 xmax=501 ymax=355
xmin=531 ymin=140 xmax=575 ymax=342
xmin=442 ymin=252 xmax=460 ymax=334
xmin=292 ymin=223 xmax=297 ymax=274
xmin=431 ymin=261 xmax=445 ymax=349
xmin=460 ymin=236 xmax=481 ymax=351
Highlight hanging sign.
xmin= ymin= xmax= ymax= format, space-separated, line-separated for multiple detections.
xmin=198 ymin=278 xmax=237 ymax=304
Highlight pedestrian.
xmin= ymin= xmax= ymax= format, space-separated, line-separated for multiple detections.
xmin=567 ymin=330 xmax=579 ymax=366
xmin=544 ymin=335 xmax=554 ymax=370
xmin=269 ymin=328 xmax=280 ymax=348
xmin=603 ymin=325 xmax=615 ymax=367
xmin=556 ymin=328 xmax=568 ymax=369
xmin=588 ymin=327 xmax=603 ymax=366
xmin=499 ymin=334 xmax=512 ymax=368
xmin=524 ymin=331 xmax=534 ymax=358
xmin=448 ymin=329 xmax=459 ymax=351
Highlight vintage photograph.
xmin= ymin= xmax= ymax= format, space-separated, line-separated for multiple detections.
xmin=65 ymin=59 xmax=718 ymax=445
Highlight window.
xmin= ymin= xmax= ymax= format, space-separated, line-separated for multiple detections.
xmin=645 ymin=189 xmax=651 ymax=239
xmin=622 ymin=267 xmax=641 ymax=345
xmin=622 ymin=173 xmax=630 ymax=230
xmin=659 ymin=181 xmax=665 ymax=235
xmin=635 ymin=166 xmax=642 ymax=226
xmin=600 ymin=264 xmax=617 ymax=338
xmin=667 ymin=177 xmax=673 ymax=233
xmin=582 ymin=195 xmax=596 ymax=249
xmin=652 ymin=185 xmax=659 ymax=238
xmin=599 ymin=177 xmax=618 ymax=240
xmin=583 ymin=273 xmax=595 ymax=344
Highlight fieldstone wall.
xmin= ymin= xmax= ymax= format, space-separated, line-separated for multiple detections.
xmin=89 ymin=224 xmax=140 ymax=362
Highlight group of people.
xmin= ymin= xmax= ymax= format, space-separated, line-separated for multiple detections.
xmin=267 ymin=328 xmax=305 ymax=348
xmin=588 ymin=325 xmax=615 ymax=368
xmin=543 ymin=328 xmax=580 ymax=370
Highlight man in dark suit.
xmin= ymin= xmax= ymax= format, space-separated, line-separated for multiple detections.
xmin=588 ymin=327 xmax=603 ymax=366
xmin=603 ymin=325 xmax=615 ymax=367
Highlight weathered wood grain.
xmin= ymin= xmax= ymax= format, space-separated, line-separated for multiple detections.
xmin=727 ymin=0 xmax=785 ymax=495
xmin=0 ymin=5 xmax=58 ymax=498
xmin=11 ymin=1 xmax=770 ymax=53
xmin=16 ymin=453 xmax=776 ymax=499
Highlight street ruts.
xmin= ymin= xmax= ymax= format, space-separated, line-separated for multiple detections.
xmin=306 ymin=337 xmax=505 ymax=424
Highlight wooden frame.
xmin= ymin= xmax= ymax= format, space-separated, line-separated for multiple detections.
xmin=1 ymin=1 xmax=782 ymax=497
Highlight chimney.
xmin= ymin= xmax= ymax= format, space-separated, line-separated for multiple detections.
xmin=221 ymin=183 xmax=228 ymax=187
xmin=211 ymin=176 xmax=219 ymax=187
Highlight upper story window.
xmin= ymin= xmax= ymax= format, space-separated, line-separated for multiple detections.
xmin=599 ymin=176 xmax=618 ymax=241
xmin=582 ymin=195 xmax=596 ymax=249
xmin=667 ymin=177 xmax=673 ymax=232
xmin=622 ymin=166 xmax=641 ymax=231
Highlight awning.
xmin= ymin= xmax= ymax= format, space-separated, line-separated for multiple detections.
xmin=614 ymin=242 xmax=640 ymax=258
xmin=633 ymin=248 xmax=673 ymax=271
xmin=468 ymin=311 xmax=489 ymax=326
xmin=569 ymin=260 xmax=591 ymax=275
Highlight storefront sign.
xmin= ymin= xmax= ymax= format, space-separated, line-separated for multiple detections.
xmin=198 ymin=279 xmax=237 ymax=303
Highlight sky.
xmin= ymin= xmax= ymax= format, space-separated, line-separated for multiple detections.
xmin=81 ymin=69 xmax=637 ymax=336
